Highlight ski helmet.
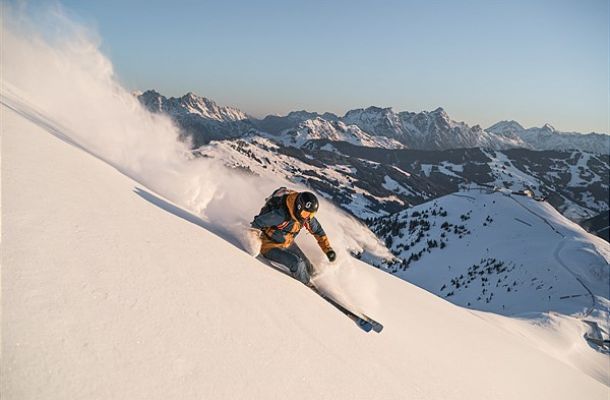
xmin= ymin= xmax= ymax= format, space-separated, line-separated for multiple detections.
xmin=295 ymin=191 xmax=319 ymax=219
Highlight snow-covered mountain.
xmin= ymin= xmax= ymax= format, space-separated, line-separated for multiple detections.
xmin=262 ymin=116 xmax=405 ymax=149
xmin=138 ymin=90 xmax=256 ymax=146
xmin=488 ymin=120 xmax=609 ymax=153
xmin=372 ymin=190 xmax=609 ymax=317
xmin=140 ymin=90 xmax=609 ymax=154
xmin=257 ymin=105 xmax=526 ymax=150
xmin=253 ymin=110 xmax=340 ymax=134
xmin=139 ymin=90 xmax=249 ymax=122
xmin=342 ymin=106 xmax=526 ymax=150
xmin=370 ymin=190 xmax=610 ymax=381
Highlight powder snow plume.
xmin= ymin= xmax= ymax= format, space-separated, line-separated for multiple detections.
xmin=0 ymin=3 xmax=391 ymax=306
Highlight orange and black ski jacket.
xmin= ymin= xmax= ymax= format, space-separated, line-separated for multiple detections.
xmin=251 ymin=192 xmax=332 ymax=255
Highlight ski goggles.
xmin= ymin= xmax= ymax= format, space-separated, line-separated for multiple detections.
xmin=299 ymin=210 xmax=315 ymax=220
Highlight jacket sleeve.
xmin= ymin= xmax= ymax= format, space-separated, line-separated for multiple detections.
xmin=305 ymin=217 xmax=332 ymax=253
xmin=251 ymin=209 xmax=286 ymax=230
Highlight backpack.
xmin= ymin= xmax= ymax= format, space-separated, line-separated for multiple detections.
xmin=258 ymin=187 xmax=297 ymax=216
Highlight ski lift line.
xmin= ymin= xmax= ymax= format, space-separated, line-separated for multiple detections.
xmin=448 ymin=193 xmax=476 ymax=201
xmin=504 ymin=194 xmax=565 ymax=238
xmin=559 ymin=294 xmax=585 ymax=300
xmin=513 ymin=218 xmax=533 ymax=227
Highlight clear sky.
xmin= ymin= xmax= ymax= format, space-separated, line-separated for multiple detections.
xmin=28 ymin=0 xmax=610 ymax=133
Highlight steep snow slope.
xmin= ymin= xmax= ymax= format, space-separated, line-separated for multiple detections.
xmin=3 ymin=86 xmax=608 ymax=400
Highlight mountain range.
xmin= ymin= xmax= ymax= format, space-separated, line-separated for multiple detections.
xmin=138 ymin=90 xmax=609 ymax=153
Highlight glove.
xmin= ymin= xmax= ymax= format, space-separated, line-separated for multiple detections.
xmin=326 ymin=250 xmax=337 ymax=262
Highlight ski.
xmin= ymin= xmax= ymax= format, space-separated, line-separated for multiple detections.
xmin=258 ymin=256 xmax=383 ymax=333
xmin=308 ymin=285 xmax=384 ymax=333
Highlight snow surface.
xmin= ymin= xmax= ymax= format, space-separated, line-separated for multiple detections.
xmin=2 ymin=5 xmax=609 ymax=399
xmin=4 ymin=93 xmax=608 ymax=400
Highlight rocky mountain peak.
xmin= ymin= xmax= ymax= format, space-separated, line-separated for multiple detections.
xmin=541 ymin=123 xmax=555 ymax=132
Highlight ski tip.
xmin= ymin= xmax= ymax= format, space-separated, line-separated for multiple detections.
xmin=372 ymin=323 xmax=384 ymax=333
xmin=361 ymin=316 xmax=383 ymax=333
xmin=358 ymin=319 xmax=374 ymax=332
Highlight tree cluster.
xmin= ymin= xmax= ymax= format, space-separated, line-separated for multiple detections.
xmin=440 ymin=258 xmax=517 ymax=304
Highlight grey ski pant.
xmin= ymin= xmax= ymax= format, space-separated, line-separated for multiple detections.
xmin=263 ymin=243 xmax=314 ymax=284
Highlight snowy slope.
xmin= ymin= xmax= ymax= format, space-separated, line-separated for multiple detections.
xmin=372 ymin=190 xmax=610 ymax=383
xmin=2 ymin=6 xmax=609 ymax=398
xmin=374 ymin=191 xmax=609 ymax=315
xmin=3 ymin=80 xmax=608 ymax=400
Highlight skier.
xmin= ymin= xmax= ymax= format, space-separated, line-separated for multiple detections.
xmin=251 ymin=188 xmax=336 ymax=285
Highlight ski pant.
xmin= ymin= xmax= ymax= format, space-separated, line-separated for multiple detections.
xmin=262 ymin=243 xmax=314 ymax=285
